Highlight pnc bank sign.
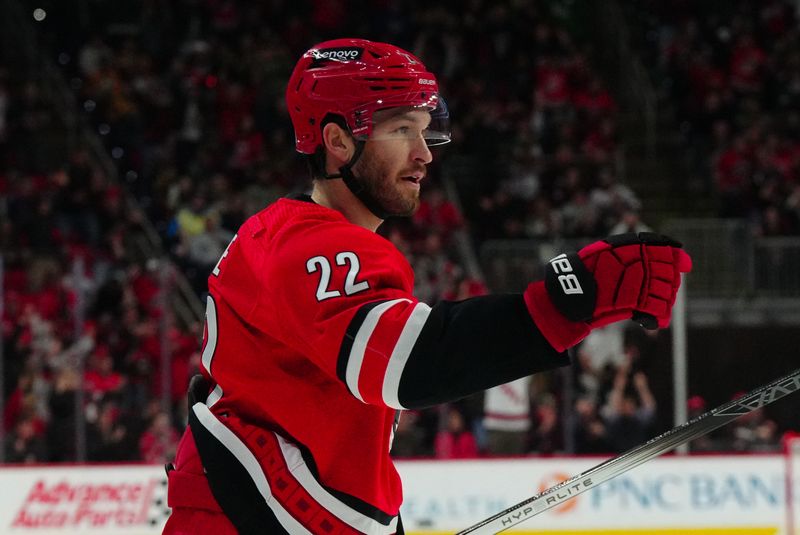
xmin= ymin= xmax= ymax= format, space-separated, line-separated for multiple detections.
xmin=588 ymin=472 xmax=783 ymax=512
xmin=395 ymin=455 xmax=788 ymax=531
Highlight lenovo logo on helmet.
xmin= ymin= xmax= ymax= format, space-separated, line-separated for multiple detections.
xmin=312 ymin=47 xmax=363 ymax=62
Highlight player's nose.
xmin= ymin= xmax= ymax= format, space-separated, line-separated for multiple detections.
xmin=412 ymin=137 xmax=433 ymax=164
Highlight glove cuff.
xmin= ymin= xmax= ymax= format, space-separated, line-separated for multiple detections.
xmin=524 ymin=281 xmax=591 ymax=352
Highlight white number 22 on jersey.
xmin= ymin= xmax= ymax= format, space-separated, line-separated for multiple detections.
xmin=306 ymin=252 xmax=370 ymax=301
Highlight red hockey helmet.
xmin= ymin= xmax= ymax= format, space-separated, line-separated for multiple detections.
xmin=286 ymin=38 xmax=451 ymax=154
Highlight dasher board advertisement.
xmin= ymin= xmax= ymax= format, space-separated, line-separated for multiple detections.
xmin=0 ymin=465 xmax=169 ymax=534
xmin=395 ymin=455 xmax=789 ymax=535
xmin=0 ymin=455 xmax=792 ymax=534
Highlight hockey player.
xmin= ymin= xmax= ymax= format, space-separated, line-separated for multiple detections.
xmin=163 ymin=38 xmax=692 ymax=534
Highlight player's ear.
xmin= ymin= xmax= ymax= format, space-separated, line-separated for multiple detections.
xmin=322 ymin=122 xmax=355 ymax=165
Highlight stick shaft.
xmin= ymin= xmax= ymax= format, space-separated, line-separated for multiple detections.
xmin=458 ymin=367 xmax=800 ymax=535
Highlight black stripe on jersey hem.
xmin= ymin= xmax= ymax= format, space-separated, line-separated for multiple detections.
xmin=188 ymin=408 xmax=290 ymax=535
xmin=326 ymin=485 xmax=397 ymax=526
xmin=190 ymin=406 xmax=398 ymax=530
xmin=336 ymin=299 xmax=391 ymax=384
xmin=288 ymin=428 xmax=398 ymax=526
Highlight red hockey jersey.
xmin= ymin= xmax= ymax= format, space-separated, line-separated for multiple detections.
xmin=185 ymin=196 xmax=568 ymax=534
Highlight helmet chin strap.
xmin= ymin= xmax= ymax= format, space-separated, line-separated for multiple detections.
xmin=321 ymin=141 xmax=395 ymax=220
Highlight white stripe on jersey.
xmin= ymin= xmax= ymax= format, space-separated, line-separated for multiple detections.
xmin=206 ymin=384 xmax=223 ymax=408
xmin=381 ymin=302 xmax=432 ymax=409
xmin=191 ymin=403 xmax=313 ymax=534
xmin=345 ymin=298 xmax=410 ymax=403
xmin=275 ymin=434 xmax=399 ymax=534
xmin=201 ymin=296 xmax=218 ymax=374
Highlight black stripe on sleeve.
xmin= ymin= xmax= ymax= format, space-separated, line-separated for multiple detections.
xmin=336 ymin=299 xmax=390 ymax=385
xmin=397 ymin=294 xmax=570 ymax=409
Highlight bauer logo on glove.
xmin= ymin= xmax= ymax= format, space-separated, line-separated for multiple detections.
xmin=549 ymin=254 xmax=586 ymax=295
xmin=544 ymin=252 xmax=597 ymax=323
xmin=524 ymin=232 xmax=693 ymax=352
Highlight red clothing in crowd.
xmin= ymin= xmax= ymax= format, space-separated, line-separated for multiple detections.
xmin=434 ymin=430 xmax=479 ymax=459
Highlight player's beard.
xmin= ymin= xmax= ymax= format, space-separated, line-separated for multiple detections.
xmin=351 ymin=148 xmax=421 ymax=217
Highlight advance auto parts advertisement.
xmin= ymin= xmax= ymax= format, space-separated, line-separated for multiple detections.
xmin=0 ymin=465 xmax=170 ymax=534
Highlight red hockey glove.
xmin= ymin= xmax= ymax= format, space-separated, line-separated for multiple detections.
xmin=524 ymin=232 xmax=692 ymax=352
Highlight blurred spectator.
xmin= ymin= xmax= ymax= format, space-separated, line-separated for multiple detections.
xmin=3 ymin=367 xmax=49 ymax=434
xmin=582 ymin=117 xmax=618 ymax=165
xmin=138 ymin=409 xmax=180 ymax=463
xmin=724 ymin=395 xmax=781 ymax=452
xmin=601 ymin=367 xmax=657 ymax=453
xmin=590 ymin=168 xmax=641 ymax=225
xmin=186 ymin=217 xmax=235 ymax=272
xmin=573 ymin=76 xmax=617 ymax=117
xmin=609 ymin=209 xmax=652 ymax=235
xmin=174 ymin=194 xmax=211 ymax=243
xmin=47 ymin=367 xmax=81 ymax=462
xmin=573 ymin=326 xmax=640 ymax=413
xmin=714 ymin=136 xmax=753 ymax=217
xmin=686 ymin=395 xmax=715 ymax=452
xmin=434 ymin=406 xmax=479 ymax=459
xmin=561 ymin=188 xmax=601 ymax=237
xmin=729 ymin=34 xmax=767 ymax=94
xmin=84 ymin=350 xmax=125 ymax=401
xmin=571 ymin=395 xmax=611 ymax=454
xmin=411 ymin=231 xmax=455 ymax=305
xmin=5 ymin=417 xmax=48 ymax=464
xmin=529 ymin=393 xmax=562 ymax=454
xmin=483 ymin=376 xmax=532 ymax=456
xmin=413 ymin=184 xmax=464 ymax=242
xmin=87 ymin=400 xmax=131 ymax=461
xmin=523 ymin=196 xmax=562 ymax=238
xmin=536 ymin=56 xmax=571 ymax=109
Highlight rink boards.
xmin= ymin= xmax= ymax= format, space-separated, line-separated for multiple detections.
xmin=397 ymin=455 xmax=791 ymax=534
xmin=0 ymin=454 xmax=794 ymax=534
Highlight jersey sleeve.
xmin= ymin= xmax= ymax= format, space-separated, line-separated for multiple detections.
xmin=236 ymin=216 xmax=569 ymax=410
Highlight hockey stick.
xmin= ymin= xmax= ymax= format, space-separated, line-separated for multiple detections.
xmin=458 ymin=367 xmax=800 ymax=535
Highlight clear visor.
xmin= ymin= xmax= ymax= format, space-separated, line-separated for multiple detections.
xmin=352 ymin=95 xmax=451 ymax=146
